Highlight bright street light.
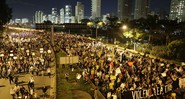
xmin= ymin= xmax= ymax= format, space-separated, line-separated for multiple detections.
xmin=122 ymin=25 xmax=127 ymax=30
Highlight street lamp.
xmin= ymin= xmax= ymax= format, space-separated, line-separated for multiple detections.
xmin=87 ymin=21 xmax=103 ymax=39
xmin=51 ymin=25 xmax=54 ymax=46
xmin=96 ymin=22 xmax=103 ymax=39
xmin=122 ymin=25 xmax=137 ymax=50
xmin=122 ymin=25 xmax=127 ymax=30
xmin=87 ymin=22 xmax=94 ymax=37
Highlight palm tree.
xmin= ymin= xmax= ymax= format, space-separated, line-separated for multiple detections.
xmin=144 ymin=15 xmax=159 ymax=44
xmin=81 ymin=19 xmax=91 ymax=24
xmin=106 ymin=16 xmax=120 ymax=43
xmin=159 ymin=19 xmax=178 ymax=45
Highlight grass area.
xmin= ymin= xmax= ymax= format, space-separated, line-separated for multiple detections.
xmin=56 ymin=50 xmax=67 ymax=65
xmin=56 ymin=51 xmax=94 ymax=99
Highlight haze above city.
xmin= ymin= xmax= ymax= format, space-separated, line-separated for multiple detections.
xmin=7 ymin=0 xmax=171 ymax=19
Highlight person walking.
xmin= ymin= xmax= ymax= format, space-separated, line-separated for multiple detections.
xmin=94 ymin=87 xmax=98 ymax=99
xmin=14 ymin=76 xmax=19 ymax=85
xmin=20 ymin=86 xmax=25 ymax=98
xmin=65 ymin=73 xmax=69 ymax=81
xmin=47 ymin=67 xmax=51 ymax=78
xmin=42 ymin=84 xmax=48 ymax=98
xmin=29 ymin=76 xmax=34 ymax=88
xmin=9 ymin=73 xmax=14 ymax=84
xmin=10 ymin=87 xmax=15 ymax=99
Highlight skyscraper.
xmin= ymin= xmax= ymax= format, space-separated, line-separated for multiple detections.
xmin=35 ymin=11 xmax=44 ymax=23
xmin=65 ymin=5 xmax=72 ymax=23
xmin=118 ymin=0 xmax=132 ymax=20
xmin=21 ymin=18 xmax=29 ymax=24
xmin=60 ymin=8 xmax=65 ymax=24
xmin=48 ymin=14 xmax=52 ymax=22
xmin=43 ymin=15 xmax=47 ymax=22
xmin=51 ymin=8 xmax=58 ymax=23
xmin=134 ymin=0 xmax=150 ymax=19
xmin=75 ymin=2 xmax=84 ymax=23
xmin=91 ymin=0 xmax=101 ymax=19
xmin=170 ymin=0 xmax=185 ymax=22
xmin=15 ymin=18 xmax=21 ymax=24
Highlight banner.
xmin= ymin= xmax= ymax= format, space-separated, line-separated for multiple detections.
xmin=123 ymin=84 xmax=173 ymax=99
xmin=59 ymin=56 xmax=79 ymax=64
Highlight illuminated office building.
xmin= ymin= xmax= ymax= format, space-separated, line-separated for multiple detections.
xmin=75 ymin=2 xmax=84 ymax=23
xmin=91 ymin=0 xmax=101 ymax=19
xmin=134 ymin=0 xmax=150 ymax=19
xmin=170 ymin=0 xmax=185 ymax=22
xmin=118 ymin=0 xmax=132 ymax=20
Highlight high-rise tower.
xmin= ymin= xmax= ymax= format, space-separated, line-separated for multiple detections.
xmin=118 ymin=0 xmax=132 ymax=20
xmin=65 ymin=5 xmax=72 ymax=23
xmin=60 ymin=8 xmax=65 ymax=24
xmin=75 ymin=2 xmax=84 ymax=23
xmin=35 ymin=11 xmax=44 ymax=23
xmin=134 ymin=0 xmax=150 ymax=19
xmin=170 ymin=0 xmax=185 ymax=22
xmin=51 ymin=8 xmax=58 ymax=23
xmin=91 ymin=0 xmax=101 ymax=19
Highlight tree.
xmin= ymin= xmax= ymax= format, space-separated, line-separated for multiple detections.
xmin=0 ymin=0 xmax=12 ymax=31
xmin=106 ymin=16 xmax=120 ymax=43
xmin=159 ymin=19 xmax=178 ymax=45
xmin=167 ymin=38 xmax=185 ymax=61
xmin=144 ymin=15 xmax=160 ymax=44
xmin=106 ymin=16 xmax=119 ymax=28
xmin=81 ymin=19 xmax=90 ymax=24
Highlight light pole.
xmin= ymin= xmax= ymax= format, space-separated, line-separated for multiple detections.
xmin=87 ymin=22 xmax=103 ymax=39
xmin=96 ymin=26 xmax=98 ymax=39
xmin=51 ymin=25 xmax=54 ymax=46
xmin=122 ymin=25 xmax=128 ymax=45
xmin=122 ymin=25 xmax=130 ymax=48
xmin=122 ymin=25 xmax=137 ymax=50
xmin=122 ymin=25 xmax=127 ymax=30
xmin=96 ymin=22 xmax=103 ymax=39
xmin=87 ymin=22 xmax=94 ymax=37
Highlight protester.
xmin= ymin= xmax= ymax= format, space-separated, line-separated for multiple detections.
xmin=3 ymin=31 xmax=185 ymax=99
xmin=10 ymin=87 xmax=15 ymax=99
xmin=8 ymin=73 xmax=14 ymax=84
xmin=42 ymin=84 xmax=48 ymax=98
xmin=50 ymin=32 xmax=185 ymax=98
xmin=65 ymin=73 xmax=69 ymax=81
xmin=94 ymin=87 xmax=98 ymax=99
xmin=47 ymin=67 xmax=51 ymax=78
xmin=20 ymin=86 xmax=25 ymax=98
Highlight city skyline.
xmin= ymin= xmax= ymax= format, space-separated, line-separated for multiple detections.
xmin=7 ymin=0 xmax=171 ymax=19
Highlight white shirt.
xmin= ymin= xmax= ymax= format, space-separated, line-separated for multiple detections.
xmin=47 ymin=68 xmax=51 ymax=73
xmin=30 ymin=77 xmax=34 ymax=83
xmin=107 ymin=92 xmax=111 ymax=99
xmin=10 ymin=88 xmax=15 ymax=95
xmin=120 ymin=83 xmax=125 ymax=89
xmin=112 ymin=94 xmax=117 ymax=99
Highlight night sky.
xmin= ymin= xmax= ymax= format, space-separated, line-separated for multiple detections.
xmin=6 ymin=0 xmax=171 ymax=19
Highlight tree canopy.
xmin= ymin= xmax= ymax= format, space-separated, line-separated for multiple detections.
xmin=0 ymin=0 xmax=12 ymax=30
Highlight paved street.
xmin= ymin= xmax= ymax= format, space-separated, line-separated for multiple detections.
xmin=0 ymin=32 xmax=56 ymax=99
xmin=0 ymin=74 xmax=51 ymax=98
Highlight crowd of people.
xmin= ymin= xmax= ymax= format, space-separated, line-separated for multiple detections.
xmin=2 ymin=31 xmax=184 ymax=99
xmin=52 ymin=32 xmax=185 ymax=99
xmin=0 ymin=32 xmax=51 ymax=99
